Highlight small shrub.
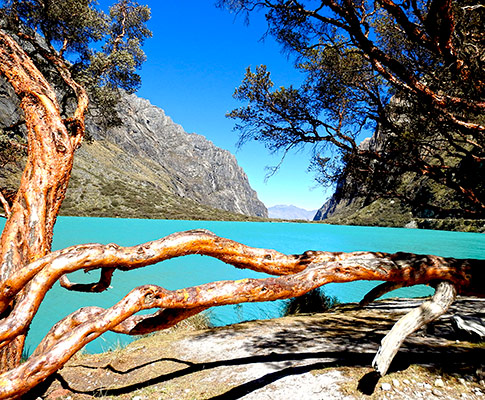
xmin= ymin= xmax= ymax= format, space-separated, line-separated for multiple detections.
xmin=282 ymin=288 xmax=339 ymax=316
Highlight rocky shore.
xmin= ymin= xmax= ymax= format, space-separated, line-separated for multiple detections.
xmin=37 ymin=297 xmax=484 ymax=399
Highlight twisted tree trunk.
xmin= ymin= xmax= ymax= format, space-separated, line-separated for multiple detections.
xmin=0 ymin=30 xmax=87 ymax=371
xmin=0 ymin=229 xmax=482 ymax=398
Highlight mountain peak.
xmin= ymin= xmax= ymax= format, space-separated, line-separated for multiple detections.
xmin=268 ymin=205 xmax=317 ymax=221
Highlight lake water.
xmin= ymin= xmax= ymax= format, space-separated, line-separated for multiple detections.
xmin=1 ymin=217 xmax=484 ymax=354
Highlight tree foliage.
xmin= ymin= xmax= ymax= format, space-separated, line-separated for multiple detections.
xmin=0 ymin=0 xmax=151 ymax=132
xmin=220 ymin=0 xmax=485 ymax=216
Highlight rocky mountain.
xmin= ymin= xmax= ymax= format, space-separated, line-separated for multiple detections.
xmin=0 ymin=81 xmax=268 ymax=220
xmin=313 ymin=129 xmax=484 ymax=232
xmin=268 ymin=205 xmax=317 ymax=221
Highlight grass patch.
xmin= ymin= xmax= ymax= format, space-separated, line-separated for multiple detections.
xmin=282 ymin=288 xmax=339 ymax=316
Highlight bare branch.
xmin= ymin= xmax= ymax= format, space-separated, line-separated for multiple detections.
xmin=59 ymin=267 xmax=116 ymax=292
xmin=372 ymin=281 xmax=457 ymax=375
xmin=0 ymin=229 xmax=482 ymax=351
xmin=0 ymin=192 xmax=10 ymax=219
xmin=462 ymin=5 xmax=485 ymax=11
xmin=0 ymin=227 xmax=480 ymax=396
xmin=359 ymin=282 xmax=406 ymax=307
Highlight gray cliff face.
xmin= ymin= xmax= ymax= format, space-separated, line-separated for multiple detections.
xmin=0 ymin=78 xmax=268 ymax=219
xmin=313 ymin=122 xmax=422 ymax=228
xmin=87 ymin=94 xmax=267 ymax=218
xmin=313 ymin=125 xmax=484 ymax=232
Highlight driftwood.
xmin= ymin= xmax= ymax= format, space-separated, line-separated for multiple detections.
xmin=0 ymin=229 xmax=482 ymax=398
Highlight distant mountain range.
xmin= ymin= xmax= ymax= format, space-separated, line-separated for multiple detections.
xmin=268 ymin=205 xmax=317 ymax=221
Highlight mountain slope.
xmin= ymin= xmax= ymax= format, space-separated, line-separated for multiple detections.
xmin=0 ymin=80 xmax=268 ymax=220
xmin=313 ymin=130 xmax=484 ymax=232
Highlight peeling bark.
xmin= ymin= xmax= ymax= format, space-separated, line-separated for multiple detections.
xmin=0 ymin=30 xmax=86 ymax=371
xmin=0 ymin=8 xmax=483 ymax=397
xmin=0 ymin=229 xmax=481 ymax=398
xmin=0 ymin=192 xmax=10 ymax=218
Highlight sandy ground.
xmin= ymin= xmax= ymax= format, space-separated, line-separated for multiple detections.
xmin=34 ymin=297 xmax=485 ymax=400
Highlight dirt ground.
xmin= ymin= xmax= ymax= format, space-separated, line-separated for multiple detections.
xmin=33 ymin=297 xmax=485 ymax=400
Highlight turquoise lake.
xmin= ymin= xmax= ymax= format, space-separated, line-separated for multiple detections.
xmin=1 ymin=217 xmax=484 ymax=354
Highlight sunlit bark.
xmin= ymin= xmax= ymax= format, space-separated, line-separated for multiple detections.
xmin=0 ymin=6 xmax=483 ymax=397
xmin=373 ymin=281 xmax=457 ymax=375
xmin=0 ymin=229 xmax=482 ymax=398
xmin=0 ymin=29 xmax=87 ymax=371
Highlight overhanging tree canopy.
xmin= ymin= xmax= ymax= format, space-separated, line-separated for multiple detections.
xmin=0 ymin=1 xmax=483 ymax=398
xmin=219 ymin=0 xmax=485 ymax=216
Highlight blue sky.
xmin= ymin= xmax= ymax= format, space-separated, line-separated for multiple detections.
xmin=101 ymin=0 xmax=336 ymax=210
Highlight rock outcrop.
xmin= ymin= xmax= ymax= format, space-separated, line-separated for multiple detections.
xmin=81 ymin=93 xmax=268 ymax=218
xmin=313 ymin=126 xmax=484 ymax=232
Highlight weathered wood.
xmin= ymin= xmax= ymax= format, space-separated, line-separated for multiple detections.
xmin=0 ymin=229 xmax=480 ymax=397
xmin=0 ymin=2 xmax=483 ymax=396
xmin=372 ymin=281 xmax=457 ymax=376
xmin=0 ymin=29 xmax=88 ymax=370
xmin=0 ymin=230 xmax=482 ymax=352
xmin=0 ymin=192 xmax=10 ymax=218
xmin=452 ymin=315 xmax=485 ymax=340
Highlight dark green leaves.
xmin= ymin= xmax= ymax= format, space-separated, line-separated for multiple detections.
xmin=222 ymin=0 xmax=485 ymax=215
xmin=0 ymin=0 xmax=152 ymax=125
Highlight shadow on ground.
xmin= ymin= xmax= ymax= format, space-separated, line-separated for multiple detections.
xmin=36 ymin=297 xmax=484 ymax=399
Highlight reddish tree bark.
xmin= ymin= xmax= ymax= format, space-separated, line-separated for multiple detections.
xmin=0 ymin=229 xmax=481 ymax=398
xmin=0 ymin=30 xmax=87 ymax=371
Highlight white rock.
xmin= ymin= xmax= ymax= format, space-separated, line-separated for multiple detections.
xmin=434 ymin=378 xmax=445 ymax=387
xmin=392 ymin=378 xmax=401 ymax=388
xmin=381 ymin=382 xmax=392 ymax=391
xmin=404 ymin=220 xmax=418 ymax=229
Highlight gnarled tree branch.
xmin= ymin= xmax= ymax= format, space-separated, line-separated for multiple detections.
xmin=0 ymin=191 xmax=10 ymax=218
xmin=372 ymin=280 xmax=457 ymax=375
xmin=0 ymin=230 xmax=481 ymax=398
